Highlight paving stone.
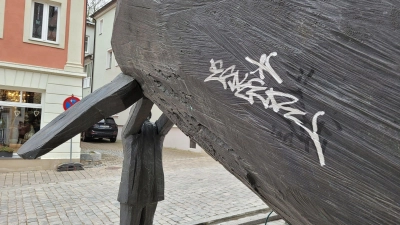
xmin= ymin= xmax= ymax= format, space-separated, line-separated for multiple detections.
xmin=0 ymin=143 xmax=267 ymax=224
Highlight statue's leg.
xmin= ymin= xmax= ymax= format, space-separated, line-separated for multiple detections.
xmin=118 ymin=98 xmax=154 ymax=225
xmin=18 ymin=73 xmax=142 ymax=159
xmin=120 ymin=203 xmax=143 ymax=225
xmin=120 ymin=202 xmax=156 ymax=225
xmin=140 ymin=203 xmax=158 ymax=225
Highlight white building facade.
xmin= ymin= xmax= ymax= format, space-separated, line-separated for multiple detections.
xmin=83 ymin=21 xmax=95 ymax=97
xmin=0 ymin=0 xmax=86 ymax=172
xmin=90 ymin=1 xmax=203 ymax=152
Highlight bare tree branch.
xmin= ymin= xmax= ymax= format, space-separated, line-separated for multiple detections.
xmin=87 ymin=0 xmax=111 ymax=20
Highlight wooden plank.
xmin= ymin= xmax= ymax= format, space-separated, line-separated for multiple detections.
xmin=18 ymin=73 xmax=143 ymax=159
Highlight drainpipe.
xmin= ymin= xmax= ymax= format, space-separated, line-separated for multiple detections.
xmin=91 ymin=18 xmax=96 ymax=94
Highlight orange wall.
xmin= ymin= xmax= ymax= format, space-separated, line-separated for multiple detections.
xmin=0 ymin=0 xmax=71 ymax=69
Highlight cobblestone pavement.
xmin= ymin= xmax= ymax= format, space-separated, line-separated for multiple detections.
xmin=0 ymin=141 xmax=268 ymax=225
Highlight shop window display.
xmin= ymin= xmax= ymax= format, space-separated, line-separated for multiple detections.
xmin=0 ymin=107 xmax=41 ymax=152
xmin=0 ymin=89 xmax=42 ymax=104
xmin=0 ymin=89 xmax=42 ymax=154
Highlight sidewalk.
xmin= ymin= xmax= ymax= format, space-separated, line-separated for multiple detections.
xmin=0 ymin=141 xmax=269 ymax=225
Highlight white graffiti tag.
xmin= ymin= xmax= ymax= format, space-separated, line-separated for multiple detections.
xmin=204 ymin=52 xmax=326 ymax=166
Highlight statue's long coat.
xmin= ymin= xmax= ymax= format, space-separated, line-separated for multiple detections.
xmin=118 ymin=120 xmax=165 ymax=206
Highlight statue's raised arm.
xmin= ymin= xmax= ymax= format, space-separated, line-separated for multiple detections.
xmin=122 ymin=97 xmax=154 ymax=138
xmin=156 ymin=114 xmax=174 ymax=138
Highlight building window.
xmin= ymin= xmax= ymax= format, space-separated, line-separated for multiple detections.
xmin=0 ymin=90 xmax=42 ymax=104
xmin=106 ymin=49 xmax=112 ymax=69
xmin=31 ymin=2 xmax=59 ymax=42
xmin=83 ymin=63 xmax=92 ymax=88
xmin=23 ymin=0 xmax=67 ymax=48
xmin=0 ymin=0 xmax=5 ymax=39
xmin=85 ymin=62 xmax=93 ymax=78
xmin=0 ymin=106 xmax=42 ymax=153
xmin=0 ymin=89 xmax=43 ymax=153
xmin=99 ymin=19 xmax=103 ymax=35
xmin=84 ymin=36 xmax=89 ymax=53
xmin=83 ymin=77 xmax=91 ymax=88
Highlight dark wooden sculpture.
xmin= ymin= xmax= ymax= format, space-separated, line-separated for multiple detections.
xmin=111 ymin=1 xmax=400 ymax=224
xmin=18 ymin=73 xmax=142 ymax=159
xmin=119 ymin=98 xmax=173 ymax=225
xmin=18 ymin=0 xmax=400 ymax=224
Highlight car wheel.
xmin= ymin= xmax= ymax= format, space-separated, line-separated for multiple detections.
xmin=110 ymin=138 xmax=116 ymax=143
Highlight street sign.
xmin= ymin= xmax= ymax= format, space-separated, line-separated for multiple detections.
xmin=62 ymin=95 xmax=81 ymax=165
xmin=63 ymin=95 xmax=80 ymax=111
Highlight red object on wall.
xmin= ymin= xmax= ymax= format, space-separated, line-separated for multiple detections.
xmin=63 ymin=95 xmax=80 ymax=110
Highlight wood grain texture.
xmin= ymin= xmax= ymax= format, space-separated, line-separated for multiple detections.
xmin=18 ymin=73 xmax=143 ymax=159
xmin=122 ymin=97 xmax=154 ymax=138
xmin=112 ymin=1 xmax=400 ymax=224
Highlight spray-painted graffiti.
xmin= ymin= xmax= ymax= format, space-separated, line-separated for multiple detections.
xmin=204 ymin=52 xmax=326 ymax=166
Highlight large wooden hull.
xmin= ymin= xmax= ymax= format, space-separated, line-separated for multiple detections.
xmin=112 ymin=0 xmax=400 ymax=224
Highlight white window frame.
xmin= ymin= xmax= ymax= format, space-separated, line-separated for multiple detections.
xmin=106 ymin=49 xmax=112 ymax=69
xmin=84 ymin=35 xmax=89 ymax=53
xmin=82 ymin=63 xmax=92 ymax=88
xmin=82 ymin=77 xmax=91 ymax=89
xmin=0 ymin=90 xmax=42 ymax=109
xmin=99 ymin=19 xmax=103 ymax=35
xmin=0 ymin=0 xmax=5 ymax=39
xmin=0 ymin=101 xmax=42 ymax=109
xmin=0 ymin=90 xmax=44 ymax=140
xmin=23 ymin=0 xmax=67 ymax=49
xmin=30 ymin=1 xmax=60 ymax=44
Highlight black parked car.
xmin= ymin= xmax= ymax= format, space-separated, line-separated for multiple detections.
xmin=81 ymin=117 xmax=118 ymax=142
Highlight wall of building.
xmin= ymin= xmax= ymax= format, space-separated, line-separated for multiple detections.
xmin=0 ymin=0 xmax=86 ymax=169
xmin=90 ymin=4 xmax=203 ymax=152
xmin=85 ymin=23 xmax=95 ymax=57
xmin=163 ymin=127 xmax=203 ymax=152
xmin=83 ymin=23 xmax=95 ymax=98
xmin=92 ymin=6 xmax=131 ymax=132
xmin=92 ymin=7 xmax=117 ymax=91
xmin=0 ymin=0 xmax=70 ymax=69
xmin=0 ymin=0 xmax=86 ymax=73
xmin=92 ymin=5 xmax=164 ymax=134
xmin=0 ymin=65 xmax=83 ymax=160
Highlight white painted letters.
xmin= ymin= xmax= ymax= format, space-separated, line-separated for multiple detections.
xmin=204 ymin=53 xmax=326 ymax=166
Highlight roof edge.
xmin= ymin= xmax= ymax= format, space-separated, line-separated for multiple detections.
xmin=90 ymin=0 xmax=117 ymax=19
